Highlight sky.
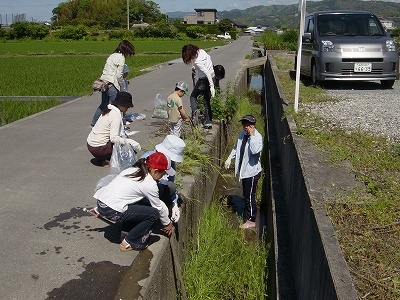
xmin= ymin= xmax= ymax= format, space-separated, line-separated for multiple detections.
xmin=1 ymin=0 xmax=400 ymax=23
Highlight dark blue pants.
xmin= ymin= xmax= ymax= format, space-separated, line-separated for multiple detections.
xmin=241 ymin=172 xmax=261 ymax=222
xmin=96 ymin=200 xmax=158 ymax=249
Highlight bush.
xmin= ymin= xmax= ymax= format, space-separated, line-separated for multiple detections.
xmin=7 ymin=22 xmax=50 ymax=40
xmin=186 ymin=26 xmax=205 ymax=39
xmin=261 ymin=29 xmax=298 ymax=51
xmin=132 ymin=24 xmax=177 ymax=38
xmin=55 ymin=25 xmax=88 ymax=40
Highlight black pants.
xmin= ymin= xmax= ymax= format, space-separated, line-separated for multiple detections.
xmin=189 ymin=77 xmax=215 ymax=124
xmin=242 ymin=172 xmax=261 ymax=222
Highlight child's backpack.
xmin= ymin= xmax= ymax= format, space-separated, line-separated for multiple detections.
xmin=214 ymin=65 xmax=225 ymax=80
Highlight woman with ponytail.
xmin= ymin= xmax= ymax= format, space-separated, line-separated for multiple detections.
xmin=92 ymin=152 xmax=175 ymax=251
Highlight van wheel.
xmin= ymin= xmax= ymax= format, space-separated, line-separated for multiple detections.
xmin=311 ymin=62 xmax=318 ymax=85
xmin=380 ymin=80 xmax=395 ymax=88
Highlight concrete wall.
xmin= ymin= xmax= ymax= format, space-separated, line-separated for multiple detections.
xmin=264 ymin=54 xmax=358 ymax=300
xmin=133 ymin=122 xmax=225 ymax=299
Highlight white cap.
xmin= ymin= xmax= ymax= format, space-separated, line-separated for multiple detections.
xmin=176 ymin=81 xmax=189 ymax=94
xmin=155 ymin=135 xmax=186 ymax=162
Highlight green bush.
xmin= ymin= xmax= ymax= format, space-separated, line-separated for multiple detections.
xmin=55 ymin=25 xmax=89 ymax=40
xmin=186 ymin=26 xmax=205 ymax=39
xmin=261 ymin=29 xmax=298 ymax=51
xmin=7 ymin=22 xmax=50 ymax=40
xmin=132 ymin=24 xmax=177 ymax=38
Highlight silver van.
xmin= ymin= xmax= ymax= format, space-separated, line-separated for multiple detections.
xmin=298 ymin=10 xmax=399 ymax=88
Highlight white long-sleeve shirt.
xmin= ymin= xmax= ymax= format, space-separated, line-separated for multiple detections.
xmin=100 ymin=52 xmax=126 ymax=91
xmin=87 ymin=108 xmax=126 ymax=147
xmin=93 ymin=167 xmax=170 ymax=225
xmin=228 ymin=129 xmax=263 ymax=180
xmin=193 ymin=49 xmax=215 ymax=87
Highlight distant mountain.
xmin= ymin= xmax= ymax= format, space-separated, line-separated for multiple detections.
xmin=167 ymin=0 xmax=400 ymax=28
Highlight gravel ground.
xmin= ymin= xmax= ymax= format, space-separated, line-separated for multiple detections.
xmin=301 ymin=80 xmax=400 ymax=144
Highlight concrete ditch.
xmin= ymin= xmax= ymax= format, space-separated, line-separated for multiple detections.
xmin=264 ymin=54 xmax=359 ymax=300
xmin=122 ymin=52 xmax=359 ymax=300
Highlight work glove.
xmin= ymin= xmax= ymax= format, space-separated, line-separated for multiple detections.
xmin=170 ymin=202 xmax=180 ymax=223
xmin=127 ymin=139 xmax=141 ymax=152
xmin=210 ymin=86 xmax=215 ymax=98
xmin=224 ymin=157 xmax=232 ymax=169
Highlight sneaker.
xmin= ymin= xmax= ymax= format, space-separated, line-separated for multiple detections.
xmin=239 ymin=220 xmax=256 ymax=229
xmin=119 ymin=239 xmax=147 ymax=252
xmin=192 ymin=109 xmax=200 ymax=125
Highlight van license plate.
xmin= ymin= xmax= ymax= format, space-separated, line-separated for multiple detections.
xmin=354 ymin=63 xmax=372 ymax=72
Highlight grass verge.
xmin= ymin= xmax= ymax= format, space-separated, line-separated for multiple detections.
xmin=181 ymin=84 xmax=269 ymax=298
xmin=183 ymin=202 xmax=268 ymax=299
xmin=271 ymin=52 xmax=400 ymax=299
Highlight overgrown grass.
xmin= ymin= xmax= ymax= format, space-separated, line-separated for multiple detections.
xmin=271 ymin=52 xmax=400 ymax=299
xmin=183 ymin=202 xmax=268 ymax=299
xmin=0 ymin=99 xmax=62 ymax=125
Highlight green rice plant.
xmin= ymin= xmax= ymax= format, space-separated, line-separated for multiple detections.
xmin=0 ymin=99 xmax=62 ymax=125
xmin=183 ymin=202 xmax=268 ymax=300
xmin=0 ymin=54 xmax=180 ymax=96
xmin=0 ymin=40 xmax=225 ymax=56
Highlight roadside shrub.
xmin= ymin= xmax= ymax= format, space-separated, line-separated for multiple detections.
xmin=132 ymin=24 xmax=177 ymax=38
xmin=7 ymin=22 xmax=50 ymax=40
xmin=108 ymin=29 xmax=128 ymax=39
xmin=186 ymin=26 xmax=205 ymax=39
xmin=281 ymin=29 xmax=298 ymax=49
xmin=261 ymin=29 xmax=297 ymax=51
xmin=390 ymin=26 xmax=400 ymax=37
xmin=55 ymin=25 xmax=88 ymax=40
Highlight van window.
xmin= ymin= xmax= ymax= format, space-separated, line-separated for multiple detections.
xmin=318 ymin=14 xmax=384 ymax=36
xmin=368 ymin=18 xmax=383 ymax=35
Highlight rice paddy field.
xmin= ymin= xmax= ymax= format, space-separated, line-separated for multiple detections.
xmin=0 ymin=39 xmax=225 ymax=96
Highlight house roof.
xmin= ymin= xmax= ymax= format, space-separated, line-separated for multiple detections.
xmin=194 ymin=8 xmax=217 ymax=12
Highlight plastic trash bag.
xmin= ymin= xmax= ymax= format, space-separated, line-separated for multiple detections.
xmin=95 ymin=174 xmax=117 ymax=191
xmin=152 ymin=93 xmax=168 ymax=119
xmin=124 ymin=113 xmax=146 ymax=122
xmin=110 ymin=139 xmax=137 ymax=175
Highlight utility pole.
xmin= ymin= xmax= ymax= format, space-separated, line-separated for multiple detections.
xmin=127 ymin=0 xmax=129 ymax=30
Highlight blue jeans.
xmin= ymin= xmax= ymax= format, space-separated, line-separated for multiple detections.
xmin=96 ymin=200 xmax=158 ymax=249
xmin=91 ymin=86 xmax=118 ymax=126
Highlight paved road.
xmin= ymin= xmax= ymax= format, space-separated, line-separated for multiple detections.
xmin=0 ymin=36 xmax=254 ymax=299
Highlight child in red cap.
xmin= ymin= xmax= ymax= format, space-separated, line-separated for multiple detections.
xmin=92 ymin=151 xmax=175 ymax=251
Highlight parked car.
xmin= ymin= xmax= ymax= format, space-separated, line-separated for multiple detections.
xmin=296 ymin=10 xmax=399 ymax=88
xmin=217 ymin=32 xmax=231 ymax=39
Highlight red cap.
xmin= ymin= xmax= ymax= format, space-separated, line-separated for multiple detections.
xmin=147 ymin=152 xmax=176 ymax=176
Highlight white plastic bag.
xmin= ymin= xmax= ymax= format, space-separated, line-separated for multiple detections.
xmin=95 ymin=174 xmax=117 ymax=191
xmin=110 ymin=139 xmax=137 ymax=175
xmin=152 ymin=93 xmax=168 ymax=119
